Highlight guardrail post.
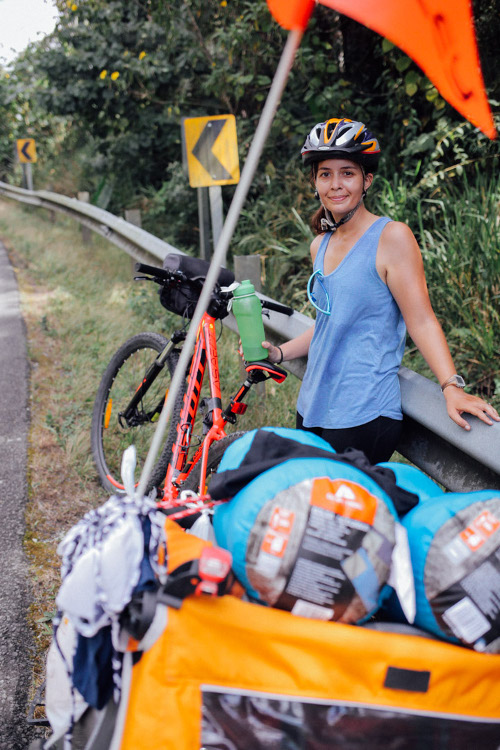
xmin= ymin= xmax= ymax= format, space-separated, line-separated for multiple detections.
xmin=77 ymin=192 xmax=92 ymax=244
xmin=234 ymin=255 xmax=262 ymax=290
xmin=124 ymin=210 xmax=143 ymax=271
xmin=125 ymin=209 xmax=142 ymax=228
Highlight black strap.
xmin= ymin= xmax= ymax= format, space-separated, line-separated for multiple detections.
xmin=208 ymin=429 xmax=418 ymax=516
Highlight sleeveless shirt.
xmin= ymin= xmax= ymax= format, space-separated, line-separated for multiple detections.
xmin=296 ymin=216 xmax=406 ymax=428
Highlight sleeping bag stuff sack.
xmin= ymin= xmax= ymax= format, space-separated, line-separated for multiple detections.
xmin=401 ymin=488 xmax=500 ymax=653
xmin=208 ymin=427 xmax=412 ymax=624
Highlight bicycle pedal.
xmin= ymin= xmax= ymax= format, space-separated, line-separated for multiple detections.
xmin=231 ymin=402 xmax=247 ymax=415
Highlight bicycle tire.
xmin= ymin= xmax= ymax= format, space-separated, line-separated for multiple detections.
xmin=181 ymin=431 xmax=248 ymax=495
xmin=91 ymin=332 xmax=186 ymax=494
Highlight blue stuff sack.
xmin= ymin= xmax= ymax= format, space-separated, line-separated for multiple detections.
xmin=401 ymin=489 xmax=500 ymax=652
xmin=377 ymin=461 xmax=443 ymax=503
xmin=212 ymin=428 xmax=402 ymax=624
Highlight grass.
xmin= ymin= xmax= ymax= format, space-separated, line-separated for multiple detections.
xmin=0 ymin=198 xmax=301 ymax=692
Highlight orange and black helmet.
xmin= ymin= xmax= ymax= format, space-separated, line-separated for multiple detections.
xmin=301 ymin=118 xmax=381 ymax=172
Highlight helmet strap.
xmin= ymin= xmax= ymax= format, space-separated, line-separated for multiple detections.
xmin=320 ymin=194 xmax=365 ymax=233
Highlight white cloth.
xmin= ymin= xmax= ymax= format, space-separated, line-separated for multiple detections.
xmin=44 ymin=616 xmax=88 ymax=746
xmin=56 ymin=492 xmax=166 ymax=638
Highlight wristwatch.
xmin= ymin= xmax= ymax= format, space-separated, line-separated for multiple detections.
xmin=440 ymin=374 xmax=466 ymax=392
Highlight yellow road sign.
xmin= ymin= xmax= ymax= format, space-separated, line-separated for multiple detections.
xmin=16 ymin=138 xmax=37 ymax=163
xmin=183 ymin=115 xmax=239 ymax=188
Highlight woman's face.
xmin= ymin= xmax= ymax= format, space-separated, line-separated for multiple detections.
xmin=315 ymin=158 xmax=373 ymax=219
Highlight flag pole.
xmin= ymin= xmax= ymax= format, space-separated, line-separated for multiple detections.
xmin=137 ymin=29 xmax=304 ymax=497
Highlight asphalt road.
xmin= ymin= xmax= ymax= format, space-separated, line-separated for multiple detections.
xmin=0 ymin=241 xmax=44 ymax=748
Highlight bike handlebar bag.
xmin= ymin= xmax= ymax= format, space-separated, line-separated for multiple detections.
xmin=159 ymin=253 xmax=235 ymax=320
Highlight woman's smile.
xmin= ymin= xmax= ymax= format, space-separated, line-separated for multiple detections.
xmin=315 ymin=158 xmax=368 ymax=217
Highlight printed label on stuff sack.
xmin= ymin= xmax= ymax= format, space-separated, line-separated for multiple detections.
xmin=275 ymin=478 xmax=379 ymax=619
xmin=431 ymin=546 xmax=500 ymax=650
xmin=254 ymin=507 xmax=296 ymax=577
xmin=444 ymin=509 xmax=500 ymax=563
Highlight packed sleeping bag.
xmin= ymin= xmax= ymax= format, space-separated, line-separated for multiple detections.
xmin=377 ymin=461 xmax=443 ymax=503
xmin=209 ymin=427 xmax=418 ymax=624
xmin=399 ymin=488 xmax=500 ymax=652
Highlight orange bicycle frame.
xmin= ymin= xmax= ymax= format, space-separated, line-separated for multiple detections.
xmin=161 ymin=313 xmax=228 ymax=501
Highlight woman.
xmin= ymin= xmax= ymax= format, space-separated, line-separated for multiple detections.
xmin=263 ymin=117 xmax=499 ymax=463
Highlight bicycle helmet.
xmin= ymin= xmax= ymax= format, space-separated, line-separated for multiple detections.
xmin=301 ymin=118 xmax=381 ymax=172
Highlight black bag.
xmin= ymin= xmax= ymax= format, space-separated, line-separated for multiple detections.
xmin=159 ymin=254 xmax=235 ymax=320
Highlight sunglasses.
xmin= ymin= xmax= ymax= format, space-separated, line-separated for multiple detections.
xmin=307 ymin=269 xmax=331 ymax=315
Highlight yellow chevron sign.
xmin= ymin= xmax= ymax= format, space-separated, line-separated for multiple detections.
xmin=16 ymin=138 xmax=37 ymax=163
xmin=183 ymin=115 xmax=239 ymax=188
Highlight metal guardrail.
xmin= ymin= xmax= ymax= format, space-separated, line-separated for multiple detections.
xmin=1 ymin=180 xmax=499 ymax=492
xmin=0 ymin=181 xmax=178 ymax=266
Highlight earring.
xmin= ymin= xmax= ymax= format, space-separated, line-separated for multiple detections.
xmin=314 ymin=190 xmax=319 ymax=200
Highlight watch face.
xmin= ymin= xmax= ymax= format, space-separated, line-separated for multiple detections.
xmin=442 ymin=374 xmax=466 ymax=390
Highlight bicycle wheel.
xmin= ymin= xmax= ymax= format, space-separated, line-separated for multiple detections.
xmin=91 ymin=332 xmax=186 ymax=494
xmin=181 ymin=431 xmax=247 ymax=494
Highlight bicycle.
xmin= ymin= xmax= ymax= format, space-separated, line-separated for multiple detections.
xmin=90 ymin=253 xmax=293 ymax=503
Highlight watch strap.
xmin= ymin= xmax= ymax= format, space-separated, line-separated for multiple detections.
xmin=441 ymin=374 xmax=465 ymax=391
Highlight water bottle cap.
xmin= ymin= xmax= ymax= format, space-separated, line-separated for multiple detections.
xmin=233 ymin=279 xmax=255 ymax=297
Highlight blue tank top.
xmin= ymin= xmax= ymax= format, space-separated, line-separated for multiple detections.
xmin=297 ymin=217 xmax=406 ymax=428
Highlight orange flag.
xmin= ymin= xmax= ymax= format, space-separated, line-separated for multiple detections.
xmin=266 ymin=0 xmax=496 ymax=139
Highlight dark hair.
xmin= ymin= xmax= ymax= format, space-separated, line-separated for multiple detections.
xmin=311 ymin=205 xmax=327 ymax=235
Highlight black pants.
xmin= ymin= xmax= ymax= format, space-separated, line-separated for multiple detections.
xmin=295 ymin=412 xmax=402 ymax=465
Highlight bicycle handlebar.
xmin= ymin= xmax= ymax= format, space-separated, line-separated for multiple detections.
xmin=134 ymin=262 xmax=294 ymax=317
xmin=261 ymin=299 xmax=293 ymax=316
xmin=135 ymin=261 xmax=178 ymax=282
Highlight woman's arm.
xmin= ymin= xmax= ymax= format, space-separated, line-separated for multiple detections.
xmin=263 ymin=236 xmax=321 ymax=364
xmin=262 ymin=325 xmax=315 ymax=364
xmin=379 ymin=222 xmax=499 ymax=430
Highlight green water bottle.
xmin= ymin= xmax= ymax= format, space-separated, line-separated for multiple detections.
xmin=232 ymin=280 xmax=268 ymax=362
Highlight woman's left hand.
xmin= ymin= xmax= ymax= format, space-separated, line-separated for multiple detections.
xmin=443 ymin=386 xmax=500 ymax=431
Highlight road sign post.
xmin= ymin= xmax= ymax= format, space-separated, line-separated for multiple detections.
xmin=182 ymin=115 xmax=240 ymax=262
xmin=197 ymin=187 xmax=211 ymax=262
xmin=22 ymin=164 xmax=34 ymax=191
xmin=209 ymin=185 xmax=224 ymax=252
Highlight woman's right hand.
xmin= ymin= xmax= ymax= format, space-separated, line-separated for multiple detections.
xmin=262 ymin=341 xmax=283 ymax=364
